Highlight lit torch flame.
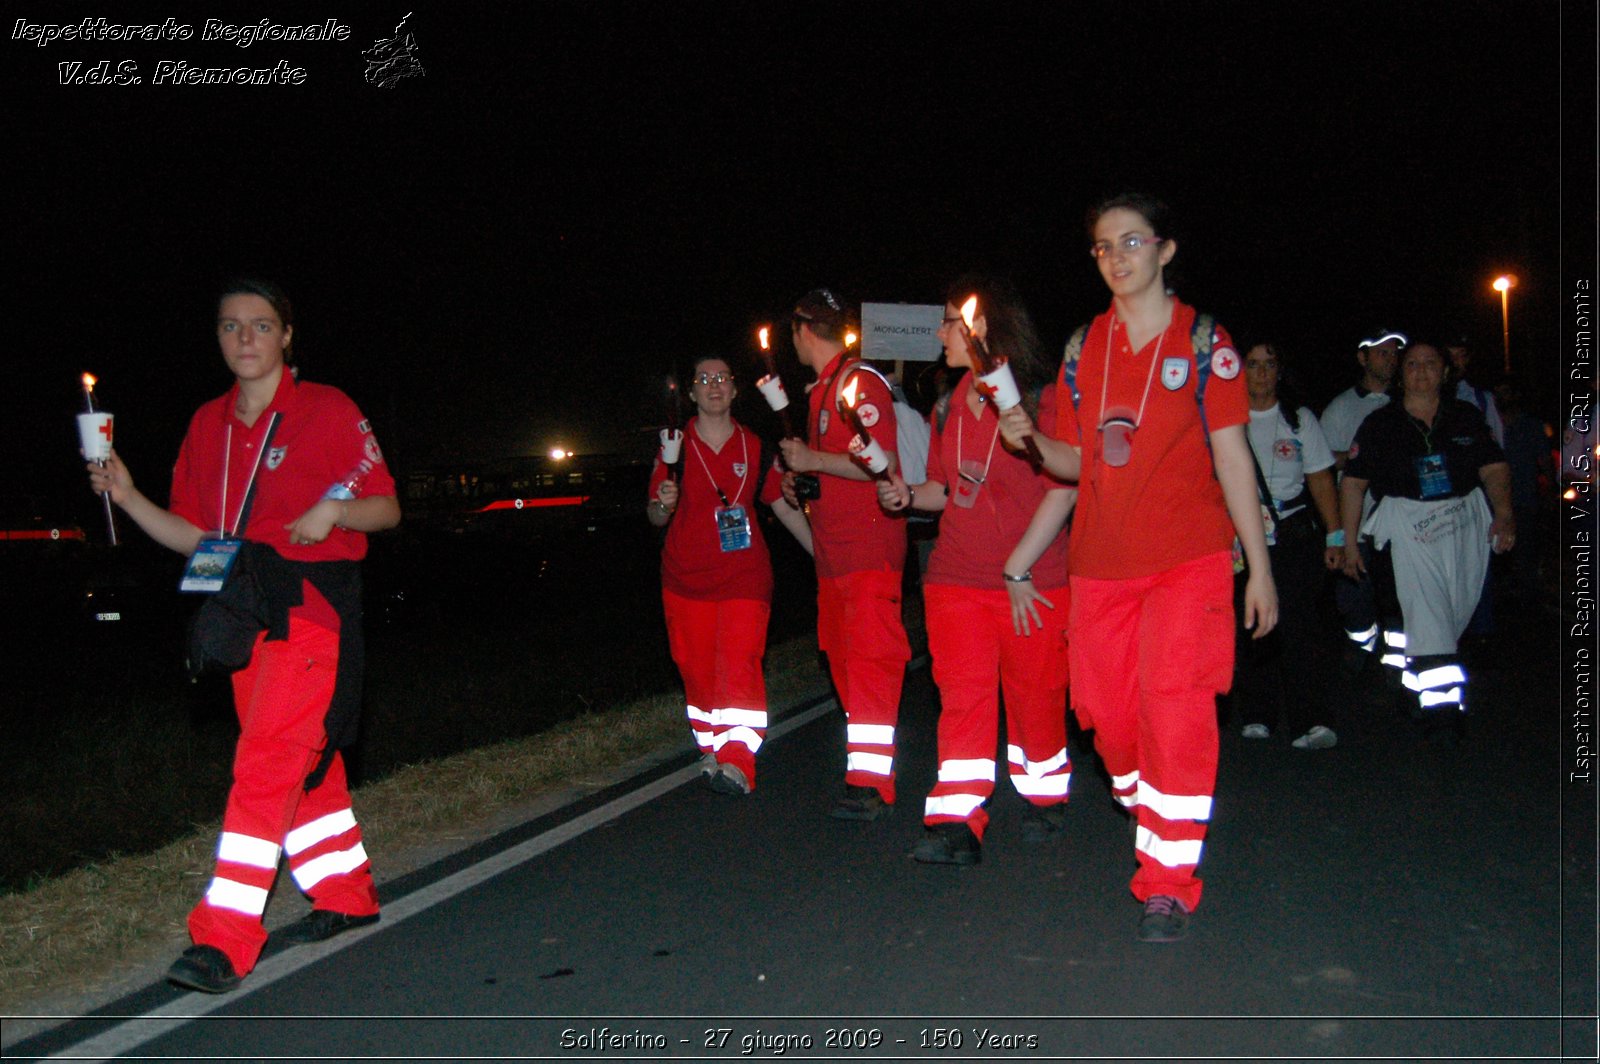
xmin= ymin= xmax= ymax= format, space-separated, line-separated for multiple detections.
xmin=957 ymin=294 xmax=996 ymax=375
xmin=841 ymin=376 xmax=860 ymax=409
xmin=844 ymin=329 xmax=858 ymax=347
xmin=82 ymin=372 xmax=98 ymax=391
xmin=758 ymin=326 xmax=770 ymax=351
xmin=1566 ymin=487 xmax=1580 ymax=501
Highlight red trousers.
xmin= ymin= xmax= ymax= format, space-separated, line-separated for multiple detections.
xmin=922 ymin=583 xmax=1071 ymax=839
xmin=1069 ymin=552 xmax=1233 ymax=911
xmin=817 ymin=568 xmax=910 ymax=802
xmin=188 ymin=602 xmax=379 ymax=975
xmin=662 ymin=590 xmax=770 ymax=785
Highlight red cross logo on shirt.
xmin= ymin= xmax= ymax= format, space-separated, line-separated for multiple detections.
xmin=1212 ymin=346 xmax=1240 ymax=379
xmin=1274 ymin=439 xmax=1296 ymax=461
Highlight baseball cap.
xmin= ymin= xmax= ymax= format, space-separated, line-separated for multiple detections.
xmin=1357 ymin=327 xmax=1409 ymax=350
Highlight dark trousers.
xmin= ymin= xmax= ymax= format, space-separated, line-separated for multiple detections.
xmin=1233 ymin=510 xmax=1335 ymax=735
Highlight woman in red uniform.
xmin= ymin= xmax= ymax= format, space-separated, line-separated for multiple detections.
xmin=87 ymin=278 xmax=400 ymax=992
xmin=649 ymin=356 xmax=776 ymax=795
xmin=877 ymin=275 xmax=1074 ymax=865
xmin=1000 ymin=194 xmax=1277 ymax=941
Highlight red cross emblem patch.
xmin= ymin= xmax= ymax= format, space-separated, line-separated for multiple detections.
xmin=1274 ymin=439 xmax=1297 ymax=461
xmin=1161 ymin=357 xmax=1189 ymax=390
xmin=1211 ymin=346 xmax=1240 ymax=379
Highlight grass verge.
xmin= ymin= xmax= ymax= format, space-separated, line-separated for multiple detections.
xmin=0 ymin=632 xmax=841 ymax=1022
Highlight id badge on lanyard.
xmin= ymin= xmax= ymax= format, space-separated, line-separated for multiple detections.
xmin=1415 ymin=453 xmax=1452 ymax=500
xmin=180 ymin=537 xmax=244 ymax=593
xmin=716 ymin=504 xmax=752 ymax=552
xmin=180 ymin=412 xmax=279 ymax=593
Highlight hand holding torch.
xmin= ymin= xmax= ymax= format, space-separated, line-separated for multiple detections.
xmin=753 ymin=326 xmax=799 ymax=439
xmin=838 ymin=374 xmax=892 ymax=481
xmin=659 ymin=375 xmax=684 ymax=482
xmin=78 ymin=373 xmax=119 ymax=545
xmin=961 ymin=296 xmax=1042 ymax=468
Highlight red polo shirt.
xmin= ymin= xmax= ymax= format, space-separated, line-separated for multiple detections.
xmin=804 ymin=354 xmax=906 ymax=579
xmin=649 ymin=418 xmax=773 ymax=602
xmin=170 ymin=371 xmax=396 ymax=565
xmin=1053 ymin=300 xmax=1246 ymax=580
xmin=925 ymin=378 xmax=1069 ymax=590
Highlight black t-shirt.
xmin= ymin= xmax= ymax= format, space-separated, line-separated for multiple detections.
xmin=1345 ymin=397 xmax=1505 ymax=501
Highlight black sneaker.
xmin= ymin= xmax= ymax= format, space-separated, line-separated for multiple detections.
xmin=166 ymin=945 xmax=241 ymax=994
xmin=273 ymin=909 xmax=380 ymax=946
xmin=912 ymin=823 xmax=982 ymax=865
xmin=829 ymin=785 xmax=893 ymax=821
xmin=705 ymin=761 xmax=751 ymax=795
xmin=1136 ymin=895 xmax=1191 ymax=943
xmin=1019 ymin=803 xmax=1067 ymax=842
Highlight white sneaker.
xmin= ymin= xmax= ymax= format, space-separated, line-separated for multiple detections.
xmin=1292 ymin=725 xmax=1337 ymax=750
xmin=1241 ymin=723 xmax=1271 ymax=739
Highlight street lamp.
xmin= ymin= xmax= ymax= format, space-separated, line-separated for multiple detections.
xmin=1492 ymin=274 xmax=1517 ymax=374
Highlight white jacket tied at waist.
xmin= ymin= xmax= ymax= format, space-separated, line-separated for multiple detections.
xmin=1361 ymin=488 xmax=1491 ymax=658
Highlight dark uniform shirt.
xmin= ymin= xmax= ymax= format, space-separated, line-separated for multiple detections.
xmin=1345 ymin=397 xmax=1505 ymax=502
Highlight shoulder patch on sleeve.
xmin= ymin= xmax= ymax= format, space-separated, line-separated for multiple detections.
xmin=357 ymin=419 xmax=372 ymax=435
xmin=1211 ymin=346 xmax=1241 ymax=380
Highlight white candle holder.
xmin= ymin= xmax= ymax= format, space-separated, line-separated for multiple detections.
xmin=77 ymin=412 xmax=114 ymax=461
xmin=978 ymin=362 xmax=1023 ymax=410
xmin=756 ymin=373 xmax=790 ymax=412
xmin=659 ymin=428 xmax=683 ymax=464
xmin=848 ymin=434 xmax=890 ymax=474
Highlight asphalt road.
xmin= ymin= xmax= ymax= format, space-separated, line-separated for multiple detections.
xmin=10 ymin=597 xmax=1595 ymax=1062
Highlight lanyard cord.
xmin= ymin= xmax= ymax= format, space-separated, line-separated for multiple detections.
xmin=1099 ymin=316 xmax=1167 ymax=431
xmin=1410 ymin=412 xmax=1437 ymax=454
xmin=219 ymin=426 xmax=231 ymax=537
xmin=689 ymin=423 xmax=748 ymax=507
xmin=814 ymin=356 xmax=855 ymax=440
xmin=955 ymin=393 xmax=1002 ymax=484
xmin=218 ymin=413 xmax=279 ymax=537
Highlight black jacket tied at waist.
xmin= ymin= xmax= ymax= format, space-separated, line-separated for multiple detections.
xmin=186 ymin=540 xmax=366 ymax=790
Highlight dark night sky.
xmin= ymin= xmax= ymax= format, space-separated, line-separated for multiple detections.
xmin=3 ymin=0 xmax=1590 ymax=526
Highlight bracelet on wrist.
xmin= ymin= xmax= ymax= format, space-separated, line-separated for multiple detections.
xmin=1003 ymin=570 xmax=1033 ymax=583
xmin=906 ymin=485 xmax=917 ymax=509
xmin=1326 ymin=530 xmax=1346 ymax=548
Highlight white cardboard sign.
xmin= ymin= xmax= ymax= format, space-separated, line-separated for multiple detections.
xmin=860 ymin=302 xmax=943 ymax=363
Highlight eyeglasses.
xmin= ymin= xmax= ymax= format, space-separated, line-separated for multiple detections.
xmin=1089 ymin=234 xmax=1164 ymax=259
xmin=693 ymin=372 xmax=730 ymax=386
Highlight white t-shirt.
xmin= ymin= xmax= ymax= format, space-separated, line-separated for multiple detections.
xmin=1247 ymin=404 xmax=1335 ymax=518
xmin=1320 ymin=386 xmax=1392 ymax=454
